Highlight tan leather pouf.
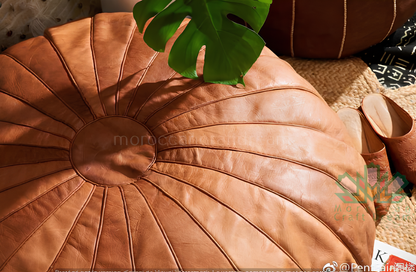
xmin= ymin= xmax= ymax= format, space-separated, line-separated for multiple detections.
xmin=0 ymin=13 xmax=375 ymax=271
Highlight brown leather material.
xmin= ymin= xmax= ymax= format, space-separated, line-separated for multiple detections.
xmin=0 ymin=13 xmax=375 ymax=270
xmin=260 ymin=0 xmax=416 ymax=58
xmin=362 ymin=94 xmax=416 ymax=185
xmin=337 ymin=108 xmax=393 ymax=221
xmin=70 ymin=117 xmax=156 ymax=186
xmin=380 ymin=123 xmax=416 ymax=185
xmin=362 ymin=150 xmax=393 ymax=182
xmin=362 ymin=149 xmax=394 ymax=222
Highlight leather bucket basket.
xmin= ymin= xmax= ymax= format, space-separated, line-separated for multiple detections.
xmin=0 ymin=13 xmax=375 ymax=271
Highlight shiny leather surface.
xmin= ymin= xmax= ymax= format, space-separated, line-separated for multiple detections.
xmin=0 ymin=12 xmax=375 ymax=271
xmin=261 ymin=0 xmax=416 ymax=58
xmin=362 ymin=94 xmax=416 ymax=185
xmin=70 ymin=117 xmax=156 ymax=186
xmin=338 ymin=108 xmax=393 ymax=221
xmin=362 ymin=149 xmax=394 ymax=222
xmin=380 ymin=123 xmax=416 ymax=185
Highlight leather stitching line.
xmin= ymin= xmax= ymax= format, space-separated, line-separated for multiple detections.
xmin=116 ymin=24 xmax=137 ymax=115
xmin=0 ymin=159 xmax=70 ymax=170
xmin=90 ymin=187 xmax=107 ymax=272
xmin=119 ymin=186 xmax=136 ymax=271
xmin=0 ymin=174 xmax=79 ymax=223
xmin=0 ymin=143 xmax=69 ymax=151
xmin=2 ymin=54 xmax=87 ymax=125
xmin=337 ymin=0 xmax=347 ymax=59
xmin=138 ymin=46 xmax=206 ymax=122
xmin=48 ymin=185 xmax=96 ymax=270
xmin=0 ymin=179 xmax=85 ymax=271
xmin=153 ymin=161 xmax=362 ymax=265
xmin=129 ymin=22 xmax=191 ymax=119
xmin=156 ymin=122 xmax=325 ymax=139
xmin=0 ymin=88 xmax=78 ymax=132
xmin=156 ymin=122 xmax=357 ymax=160
xmin=124 ymin=52 xmax=160 ymax=115
xmin=0 ymin=167 xmax=74 ymax=194
xmin=150 ymin=86 xmax=320 ymax=131
xmin=90 ymin=16 xmax=108 ymax=117
xmin=140 ymin=178 xmax=239 ymax=270
xmin=131 ymin=182 xmax=183 ymax=270
xmin=150 ymin=170 xmax=305 ymax=269
xmin=290 ymin=0 xmax=296 ymax=57
xmin=157 ymin=146 xmax=372 ymax=216
xmin=143 ymin=80 xmax=205 ymax=125
xmin=0 ymin=120 xmax=72 ymax=142
xmin=381 ymin=0 xmax=397 ymax=43
xmin=134 ymin=70 xmax=178 ymax=119
xmin=43 ymin=32 xmax=97 ymax=120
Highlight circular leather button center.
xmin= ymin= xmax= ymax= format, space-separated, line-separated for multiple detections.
xmin=70 ymin=117 xmax=156 ymax=186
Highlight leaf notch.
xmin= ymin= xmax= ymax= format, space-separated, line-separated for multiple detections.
xmin=133 ymin=0 xmax=272 ymax=86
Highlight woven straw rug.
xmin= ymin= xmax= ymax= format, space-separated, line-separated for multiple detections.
xmin=282 ymin=56 xmax=416 ymax=254
xmin=0 ymin=0 xmax=414 ymax=257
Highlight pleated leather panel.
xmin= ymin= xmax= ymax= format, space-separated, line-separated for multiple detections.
xmin=0 ymin=12 xmax=375 ymax=271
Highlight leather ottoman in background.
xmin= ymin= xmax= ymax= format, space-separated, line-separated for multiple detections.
xmin=260 ymin=0 xmax=416 ymax=59
xmin=0 ymin=13 xmax=375 ymax=270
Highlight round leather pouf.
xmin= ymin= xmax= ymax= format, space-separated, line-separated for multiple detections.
xmin=0 ymin=13 xmax=375 ymax=271
xmin=260 ymin=0 xmax=416 ymax=58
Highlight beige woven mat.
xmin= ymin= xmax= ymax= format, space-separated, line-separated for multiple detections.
xmin=282 ymin=55 xmax=416 ymax=254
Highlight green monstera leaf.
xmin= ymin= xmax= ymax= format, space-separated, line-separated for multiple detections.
xmin=133 ymin=0 xmax=272 ymax=85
